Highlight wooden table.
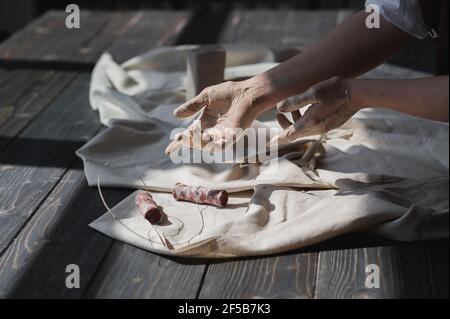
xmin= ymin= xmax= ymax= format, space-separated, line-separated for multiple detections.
xmin=0 ymin=9 xmax=447 ymax=299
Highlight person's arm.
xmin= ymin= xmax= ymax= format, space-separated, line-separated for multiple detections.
xmin=273 ymin=76 xmax=449 ymax=145
xmin=349 ymin=77 xmax=449 ymax=122
xmin=246 ymin=10 xmax=414 ymax=115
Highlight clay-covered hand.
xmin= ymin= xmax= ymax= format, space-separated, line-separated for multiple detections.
xmin=271 ymin=77 xmax=358 ymax=145
xmin=165 ymin=80 xmax=266 ymax=155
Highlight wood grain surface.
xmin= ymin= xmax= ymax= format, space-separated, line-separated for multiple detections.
xmin=0 ymin=10 xmax=192 ymax=65
xmin=199 ymin=254 xmax=318 ymax=299
xmin=83 ymin=242 xmax=206 ymax=299
xmin=0 ymin=168 xmax=130 ymax=298
xmin=0 ymin=74 xmax=99 ymax=256
xmin=0 ymin=70 xmax=76 ymax=149
xmin=220 ymin=9 xmax=354 ymax=46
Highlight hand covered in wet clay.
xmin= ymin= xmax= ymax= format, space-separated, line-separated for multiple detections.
xmin=165 ymin=79 xmax=270 ymax=155
xmin=272 ymin=77 xmax=358 ymax=145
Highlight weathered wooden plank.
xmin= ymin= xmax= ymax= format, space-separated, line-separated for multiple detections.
xmin=425 ymin=241 xmax=449 ymax=299
xmin=106 ymin=11 xmax=191 ymax=63
xmin=0 ymin=167 xmax=130 ymax=298
xmin=0 ymin=10 xmax=121 ymax=62
xmin=199 ymin=254 xmax=318 ymax=299
xmin=0 ymin=70 xmax=76 ymax=149
xmin=0 ymin=10 xmax=191 ymax=65
xmin=0 ymin=7 xmax=193 ymax=260
xmin=0 ymin=69 xmax=15 ymax=87
xmin=0 ymin=70 xmax=134 ymax=298
xmin=0 ymin=11 xmax=65 ymax=60
xmin=0 ymin=74 xmax=100 ymax=255
xmin=219 ymin=9 xmax=354 ymax=46
xmin=315 ymin=245 xmax=433 ymax=298
xmin=0 ymin=10 xmax=195 ymax=297
xmin=36 ymin=11 xmax=135 ymax=63
xmin=83 ymin=242 xmax=205 ymax=299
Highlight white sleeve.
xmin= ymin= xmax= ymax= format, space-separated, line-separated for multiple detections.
xmin=365 ymin=0 xmax=429 ymax=39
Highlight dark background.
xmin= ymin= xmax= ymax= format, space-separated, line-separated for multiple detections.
xmin=0 ymin=0 xmax=436 ymax=73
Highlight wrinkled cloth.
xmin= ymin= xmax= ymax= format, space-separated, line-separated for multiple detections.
xmin=79 ymin=45 xmax=449 ymax=257
xmin=365 ymin=0 xmax=429 ymax=39
xmin=91 ymin=178 xmax=448 ymax=257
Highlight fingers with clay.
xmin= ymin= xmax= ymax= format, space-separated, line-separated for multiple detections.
xmin=166 ymin=92 xmax=208 ymax=155
xmin=173 ymin=92 xmax=207 ymax=118
xmin=166 ymin=80 xmax=264 ymax=155
xmin=271 ymin=77 xmax=357 ymax=145
xmin=165 ymin=120 xmax=205 ymax=155
xmin=272 ymin=88 xmax=322 ymax=145
xmin=201 ymin=127 xmax=240 ymax=153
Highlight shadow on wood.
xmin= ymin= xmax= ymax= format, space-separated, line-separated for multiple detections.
xmin=0 ymin=137 xmax=87 ymax=168
xmin=0 ymin=162 xmax=132 ymax=298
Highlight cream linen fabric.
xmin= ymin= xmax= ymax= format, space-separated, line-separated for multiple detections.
xmin=365 ymin=0 xmax=429 ymax=39
xmin=78 ymin=45 xmax=449 ymax=258
xmin=90 ymin=178 xmax=448 ymax=257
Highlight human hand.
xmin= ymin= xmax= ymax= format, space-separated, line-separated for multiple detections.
xmin=165 ymin=79 xmax=268 ymax=155
xmin=271 ymin=77 xmax=358 ymax=145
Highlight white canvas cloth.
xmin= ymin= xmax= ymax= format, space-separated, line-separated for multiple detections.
xmin=78 ymin=45 xmax=449 ymax=258
xmin=365 ymin=0 xmax=430 ymax=39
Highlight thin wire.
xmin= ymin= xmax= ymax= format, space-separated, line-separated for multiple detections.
xmin=135 ymin=169 xmax=206 ymax=246
xmin=188 ymin=186 xmax=207 ymax=245
xmin=163 ymin=216 xmax=185 ymax=237
xmin=157 ymin=185 xmax=208 ymax=246
xmin=97 ymin=175 xmax=168 ymax=248
xmin=99 ymin=158 xmax=214 ymax=249
xmin=136 ymin=172 xmax=185 ymax=238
